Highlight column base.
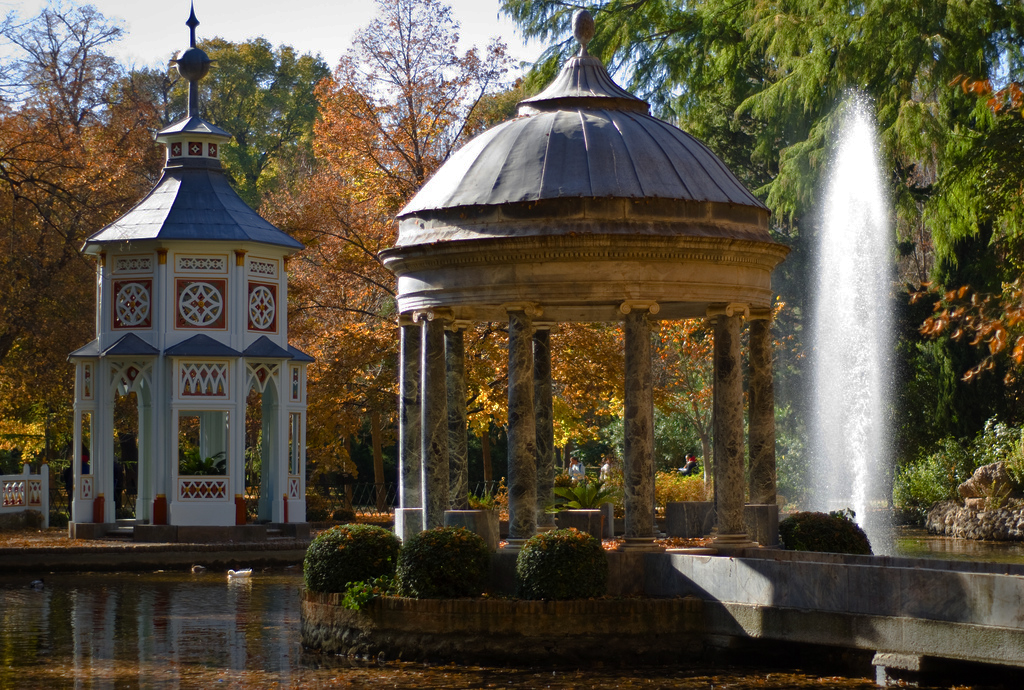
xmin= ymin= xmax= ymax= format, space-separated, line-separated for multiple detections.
xmin=501 ymin=538 xmax=531 ymax=552
xmin=618 ymin=537 xmax=665 ymax=552
xmin=394 ymin=508 xmax=424 ymax=542
xmin=711 ymin=532 xmax=758 ymax=555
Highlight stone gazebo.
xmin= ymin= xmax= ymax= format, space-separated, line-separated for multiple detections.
xmin=67 ymin=9 xmax=311 ymax=539
xmin=382 ymin=11 xmax=789 ymax=550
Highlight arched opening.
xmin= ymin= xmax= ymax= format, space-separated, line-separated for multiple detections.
xmin=246 ymin=363 xmax=281 ymax=523
xmin=245 ymin=387 xmax=263 ymax=523
xmin=112 ymin=390 xmax=139 ymax=520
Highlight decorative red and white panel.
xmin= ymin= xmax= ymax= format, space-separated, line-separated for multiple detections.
xmin=290 ymin=366 xmax=301 ymax=402
xmin=179 ymin=361 xmax=229 ymax=398
xmin=113 ymin=280 xmax=152 ymax=329
xmin=178 ymin=477 xmax=228 ymax=500
xmin=1 ymin=480 xmax=25 ymax=507
xmin=82 ymin=362 xmax=94 ymax=400
xmin=176 ymin=279 xmax=227 ymax=329
xmin=288 ymin=476 xmax=301 ymax=500
xmin=27 ymin=479 xmax=42 ymax=506
xmin=80 ymin=476 xmax=93 ymax=500
xmin=247 ymin=282 xmax=277 ymax=332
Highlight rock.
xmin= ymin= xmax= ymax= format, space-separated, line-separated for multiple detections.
xmin=958 ymin=461 xmax=1015 ymax=499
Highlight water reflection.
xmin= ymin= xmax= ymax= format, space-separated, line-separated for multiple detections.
xmin=0 ymin=568 xmax=946 ymax=689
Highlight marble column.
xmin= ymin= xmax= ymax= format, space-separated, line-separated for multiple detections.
xmin=711 ymin=306 xmax=751 ymax=546
xmin=419 ymin=310 xmax=450 ymax=530
xmin=748 ymin=311 xmax=777 ymax=506
xmin=533 ymin=326 xmax=557 ymax=531
xmin=446 ymin=323 xmax=469 ymax=510
xmin=621 ymin=302 xmax=658 ymax=547
xmin=505 ymin=307 xmax=537 ymax=545
xmin=395 ymin=314 xmax=423 ymax=540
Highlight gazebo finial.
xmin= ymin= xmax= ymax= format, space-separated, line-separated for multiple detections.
xmin=572 ymin=9 xmax=595 ymax=57
xmin=174 ymin=3 xmax=211 ymax=118
xmin=186 ymin=2 xmax=200 ymax=48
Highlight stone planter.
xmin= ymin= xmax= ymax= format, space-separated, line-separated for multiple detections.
xmin=444 ymin=509 xmax=499 ymax=551
xmin=555 ymin=509 xmax=604 ymax=539
xmin=599 ymin=503 xmax=616 ymax=538
xmin=665 ymin=501 xmax=715 ymax=538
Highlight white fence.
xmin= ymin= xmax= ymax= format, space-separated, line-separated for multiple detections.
xmin=1 ymin=463 xmax=49 ymax=528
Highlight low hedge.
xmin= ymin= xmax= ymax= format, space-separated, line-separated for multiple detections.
xmin=516 ymin=528 xmax=607 ymax=600
xmin=303 ymin=523 xmax=401 ymax=593
xmin=397 ymin=526 xmax=490 ymax=598
xmin=779 ymin=510 xmax=872 ymax=555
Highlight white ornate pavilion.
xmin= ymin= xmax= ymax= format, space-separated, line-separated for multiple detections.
xmin=67 ymin=9 xmax=311 ymax=538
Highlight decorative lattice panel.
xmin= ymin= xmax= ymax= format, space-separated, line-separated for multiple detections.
xmin=113 ymin=280 xmax=152 ymax=328
xmin=80 ymin=476 xmax=93 ymax=500
xmin=247 ymin=363 xmax=278 ymax=393
xmin=247 ymin=258 xmax=278 ymax=278
xmin=177 ymin=280 xmax=226 ymax=328
xmin=176 ymin=255 xmax=227 ymax=273
xmin=2 ymin=480 xmax=25 ymax=507
xmin=178 ymin=477 xmax=228 ymax=500
xmin=247 ymin=283 xmax=277 ymax=332
xmin=288 ymin=476 xmax=301 ymax=500
xmin=114 ymin=256 xmax=153 ymax=274
xmin=179 ymin=362 xmax=229 ymax=397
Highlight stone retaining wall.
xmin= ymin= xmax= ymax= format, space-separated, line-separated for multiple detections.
xmin=926 ymin=499 xmax=1024 ymax=540
xmin=301 ymin=592 xmax=706 ymax=664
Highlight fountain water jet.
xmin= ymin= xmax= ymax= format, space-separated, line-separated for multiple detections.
xmin=810 ymin=96 xmax=893 ymax=553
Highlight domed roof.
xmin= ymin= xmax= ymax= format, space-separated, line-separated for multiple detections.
xmin=396 ymin=22 xmax=767 ymax=248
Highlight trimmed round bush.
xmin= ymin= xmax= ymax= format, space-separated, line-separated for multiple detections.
xmin=397 ymin=526 xmax=490 ymax=598
xmin=304 ymin=524 xmax=401 ymax=593
xmin=779 ymin=511 xmax=872 ymax=555
xmin=515 ymin=528 xmax=607 ymax=600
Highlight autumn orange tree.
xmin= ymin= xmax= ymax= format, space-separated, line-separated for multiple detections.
xmin=0 ymin=4 xmax=162 ymax=453
xmin=270 ymin=0 xmax=511 ymax=491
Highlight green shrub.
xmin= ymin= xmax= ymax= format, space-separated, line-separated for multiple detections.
xmin=303 ymin=524 xmax=401 ymax=593
xmin=397 ymin=526 xmax=490 ymax=598
xmin=331 ymin=507 xmax=356 ymax=522
xmin=516 ymin=528 xmax=608 ymax=600
xmin=341 ymin=575 xmax=395 ymax=611
xmin=779 ymin=510 xmax=872 ymax=555
xmin=551 ymin=479 xmax=616 ymax=510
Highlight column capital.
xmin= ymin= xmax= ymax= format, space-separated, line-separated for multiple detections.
xmin=619 ymin=300 xmax=660 ymax=315
xmin=533 ymin=321 xmax=559 ymax=332
xmin=748 ymin=307 xmax=773 ymax=321
xmin=413 ymin=307 xmax=454 ymax=324
xmin=706 ymin=303 xmax=750 ymax=319
xmin=445 ymin=319 xmax=474 ymax=332
xmin=503 ymin=302 xmax=542 ymax=317
xmin=398 ymin=313 xmax=417 ymax=327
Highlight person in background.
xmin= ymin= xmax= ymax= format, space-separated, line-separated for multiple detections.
xmin=569 ymin=457 xmax=586 ymax=482
xmin=679 ymin=454 xmax=699 ymax=476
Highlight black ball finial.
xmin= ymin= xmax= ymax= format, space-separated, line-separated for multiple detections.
xmin=572 ymin=9 xmax=595 ymax=56
xmin=176 ymin=46 xmax=211 ymax=82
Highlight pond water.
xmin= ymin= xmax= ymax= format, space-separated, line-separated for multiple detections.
xmin=0 ymin=569 xmax=883 ymax=689
xmin=2 ymin=534 xmax=1022 ymax=689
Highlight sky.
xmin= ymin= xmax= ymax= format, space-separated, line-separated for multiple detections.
xmin=0 ymin=0 xmax=547 ymax=72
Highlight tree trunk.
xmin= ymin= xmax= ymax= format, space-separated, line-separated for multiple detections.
xmin=371 ymin=411 xmax=385 ymax=512
xmin=343 ymin=435 xmax=353 ymax=509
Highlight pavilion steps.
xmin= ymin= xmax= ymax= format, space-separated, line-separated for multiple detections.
xmin=103 ymin=520 xmax=136 ymax=541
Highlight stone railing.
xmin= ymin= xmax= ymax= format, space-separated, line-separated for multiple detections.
xmin=1 ymin=463 xmax=49 ymax=528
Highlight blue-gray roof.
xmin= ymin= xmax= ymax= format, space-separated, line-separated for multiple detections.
xmin=157 ymin=115 xmax=231 ymax=138
xmin=102 ymin=333 xmax=160 ymax=357
xmin=243 ymin=336 xmax=292 ymax=359
xmin=165 ymin=334 xmax=242 ymax=357
xmin=83 ymin=165 xmax=304 ymax=251
xmin=288 ymin=344 xmax=315 ymax=363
